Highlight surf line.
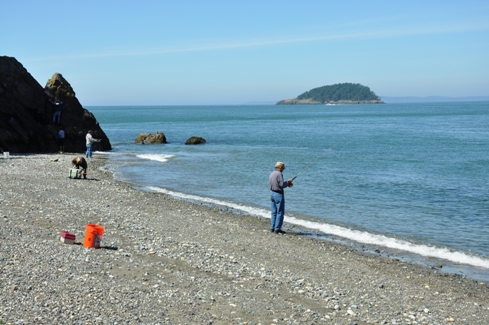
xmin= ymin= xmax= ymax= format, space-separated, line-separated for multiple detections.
xmin=146 ymin=185 xmax=489 ymax=269
xmin=291 ymin=144 xmax=336 ymax=181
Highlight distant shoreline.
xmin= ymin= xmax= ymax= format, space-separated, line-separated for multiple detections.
xmin=381 ymin=96 xmax=489 ymax=103
xmin=276 ymin=98 xmax=384 ymax=105
xmin=82 ymin=98 xmax=489 ymax=107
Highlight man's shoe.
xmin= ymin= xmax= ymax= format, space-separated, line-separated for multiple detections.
xmin=275 ymin=230 xmax=286 ymax=234
xmin=271 ymin=229 xmax=275 ymax=233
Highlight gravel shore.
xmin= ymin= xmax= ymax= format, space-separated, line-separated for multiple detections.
xmin=1 ymin=154 xmax=488 ymax=325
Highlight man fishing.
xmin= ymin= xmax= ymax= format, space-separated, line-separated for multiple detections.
xmin=85 ymin=130 xmax=101 ymax=158
xmin=269 ymin=161 xmax=293 ymax=234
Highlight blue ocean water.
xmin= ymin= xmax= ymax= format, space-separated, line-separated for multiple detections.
xmin=89 ymin=102 xmax=489 ymax=276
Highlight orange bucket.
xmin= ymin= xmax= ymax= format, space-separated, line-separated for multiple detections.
xmin=83 ymin=224 xmax=104 ymax=248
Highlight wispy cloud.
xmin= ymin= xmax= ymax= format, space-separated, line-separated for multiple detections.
xmin=27 ymin=20 xmax=489 ymax=62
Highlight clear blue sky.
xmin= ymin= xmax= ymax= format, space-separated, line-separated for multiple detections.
xmin=2 ymin=1 xmax=489 ymax=105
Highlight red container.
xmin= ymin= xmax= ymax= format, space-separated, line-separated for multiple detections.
xmin=60 ymin=231 xmax=76 ymax=244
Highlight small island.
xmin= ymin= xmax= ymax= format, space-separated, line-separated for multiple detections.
xmin=276 ymin=82 xmax=384 ymax=105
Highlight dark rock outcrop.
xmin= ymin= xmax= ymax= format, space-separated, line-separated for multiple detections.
xmin=185 ymin=136 xmax=206 ymax=145
xmin=135 ymin=132 xmax=167 ymax=144
xmin=0 ymin=56 xmax=111 ymax=153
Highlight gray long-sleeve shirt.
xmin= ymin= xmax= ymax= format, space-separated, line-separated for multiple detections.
xmin=269 ymin=170 xmax=289 ymax=193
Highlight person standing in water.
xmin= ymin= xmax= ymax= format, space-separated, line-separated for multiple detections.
xmin=269 ymin=161 xmax=293 ymax=234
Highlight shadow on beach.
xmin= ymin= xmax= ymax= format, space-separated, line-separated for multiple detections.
xmin=73 ymin=242 xmax=118 ymax=250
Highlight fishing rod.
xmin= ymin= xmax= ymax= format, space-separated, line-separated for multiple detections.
xmin=291 ymin=145 xmax=336 ymax=181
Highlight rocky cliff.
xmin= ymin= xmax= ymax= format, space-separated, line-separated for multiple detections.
xmin=0 ymin=56 xmax=111 ymax=153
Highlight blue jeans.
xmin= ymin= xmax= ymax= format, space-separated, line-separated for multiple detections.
xmin=53 ymin=111 xmax=61 ymax=123
xmin=86 ymin=144 xmax=93 ymax=158
xmin=270 ymin=191 xmax=285 ymax=231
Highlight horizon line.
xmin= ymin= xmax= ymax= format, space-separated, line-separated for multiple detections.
xmin=84 ymin=96 xmax=489 ymax=107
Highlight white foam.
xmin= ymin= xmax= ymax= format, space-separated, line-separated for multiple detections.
xmin=137 ymin=153 xmax=175 ymax=163
xmin=147 ymin=186 xmax=489 ymax=269
xmin=148 ymin=186 xmax=269 ymax=218
xmin=285 ymin=216 xmax=489 ymax=269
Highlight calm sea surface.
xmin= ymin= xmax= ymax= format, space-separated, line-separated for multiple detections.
xmin=88 ymin=102 xmax=489 ymax=278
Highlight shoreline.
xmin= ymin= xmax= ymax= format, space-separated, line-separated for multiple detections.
xmin=141 ymin=185 xmax=489 ymax=283
xmin=1 ymin=154 xmax=489 ymax=324
xmin=111 ymin=155 xmax=489 ymax=283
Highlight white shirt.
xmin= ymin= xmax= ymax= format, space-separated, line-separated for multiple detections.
xmin=86 ymin=133 xmax=95 ymax=145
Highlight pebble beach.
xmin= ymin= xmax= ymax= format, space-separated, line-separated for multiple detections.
xmin=1 ymin=154 xmax=489 ymax=325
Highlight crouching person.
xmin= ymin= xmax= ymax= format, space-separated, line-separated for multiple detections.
xmin=72 ymin=156 xmax=88 ymax=179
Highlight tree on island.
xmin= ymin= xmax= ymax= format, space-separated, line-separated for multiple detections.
xmin=276 ymin=82 xmax=384 ymax=105
xmin=299 ymin=83 xmax=380 ymax=101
